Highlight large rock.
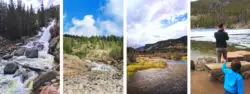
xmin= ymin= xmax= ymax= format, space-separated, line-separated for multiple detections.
xmin=25 ymin=48 xmax=38 ymax=58
xmin=49 ymin=36 xmax=59 ymax=63
xmin=195 ymin=57 xmax=216 ymax=71
xmin=4 ymin=63 xmax=19 ymax=74
xmin=48 ymin=37 xmax=59 ymax=54
xmin=33 ymin=71 xmax=59 ymax=94
xmin=14 ymin=47 xmax=26 ymax=56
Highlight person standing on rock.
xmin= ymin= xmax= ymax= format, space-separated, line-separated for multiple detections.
xmin=214 ymin=24 xmax=229 ymax=63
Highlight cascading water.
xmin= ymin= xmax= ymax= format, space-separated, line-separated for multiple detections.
xmin=0 ymin=20 xmax=56 ymax=93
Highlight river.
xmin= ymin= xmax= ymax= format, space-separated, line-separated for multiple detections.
xmin=0 ymin=20 xmax=56 ymax=93
xmin=127 ymin=58 xmax=187 ymax=94
xmin=191 ymin=29 xmax=250 ymax=48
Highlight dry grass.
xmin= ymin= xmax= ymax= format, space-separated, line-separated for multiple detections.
xmin=127 ymin=57 xmax=167 ymax=76
xmin=63 ymin=54 xmax=90 ymax=76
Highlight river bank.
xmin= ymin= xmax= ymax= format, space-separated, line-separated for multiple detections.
xmin=63 ymin=54 xmax=123 ymax=94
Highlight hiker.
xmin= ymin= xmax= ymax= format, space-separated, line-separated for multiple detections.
xmin=214 ymin=24 xmax=229 ymax=63
xmin=222 ymin=59 xmax=244 ymax=94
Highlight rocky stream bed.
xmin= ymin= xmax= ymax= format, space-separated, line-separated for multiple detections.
xmin=0 ymin=20 xmax=60 ymax=94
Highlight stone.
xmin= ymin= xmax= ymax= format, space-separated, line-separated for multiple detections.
xmin=25 ymin=48 xmax=38 ymax=58
xmin=48 ymin=37 xmax=59 ymax=55
xmin=191 ymin=60 xmax=195 ymax=70
xmin=195 ymin=57 xmax=216 ymax=71
xmin=4 ymin=63 xmax=19 ymax=74
xmin=2 ymin=54 xmax=13 ymax=60
xmin=33 ymin=71 xmax=59 ymax=94
xmin=14 ymin=47 xmax=26 ymax=56
xmin=36 ymin=43 xmax=44 ymax=51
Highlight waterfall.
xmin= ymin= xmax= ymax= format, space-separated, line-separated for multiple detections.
xmin=0 ymin=20 xmax=56 ymax=94
xmin=39 ymin=20 xmax=55 ymax=43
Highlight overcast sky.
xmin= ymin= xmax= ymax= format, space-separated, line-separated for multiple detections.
xmin=127 ymin=0 xmax=188 ymax=48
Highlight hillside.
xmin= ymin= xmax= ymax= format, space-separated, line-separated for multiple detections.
xmin=127 ymin=36 xmax=187 ymax=62
xmin=191 ymin=0 xmax=250 ymax=28
xmin=141 ymin=36 xmax=187 ymax=52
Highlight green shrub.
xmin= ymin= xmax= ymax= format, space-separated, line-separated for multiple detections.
xmin=109 ymin=46 xmax=123 ymax=60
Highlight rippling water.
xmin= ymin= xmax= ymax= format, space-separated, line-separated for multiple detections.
xmin=191 ymin=29 xmax=250 ymax=48
xmin=128 ymin=58 xmax=187 ymax=94
xmin=0 ymin=20 xmax=55 ymax=93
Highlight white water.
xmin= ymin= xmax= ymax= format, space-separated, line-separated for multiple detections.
xmin=91 ymin=62 xmax=116 ymax=72
xmin=0 ymin=20 xmax=56 ymax=93
xmin=191 ymin=29 xmax=250 ymax=48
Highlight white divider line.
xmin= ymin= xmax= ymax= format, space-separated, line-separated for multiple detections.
xmin=187 ymin=0 xmax=191 ymax=94
xmin=60 ymin=0 xmax=64 ymax=93
xmin=123 ymin=0 xmax=127 ymax=93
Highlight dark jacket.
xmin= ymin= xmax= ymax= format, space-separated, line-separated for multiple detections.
xmin=214 ymin=30 xmax=229 ymax=48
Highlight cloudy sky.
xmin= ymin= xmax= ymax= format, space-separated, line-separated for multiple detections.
xmin=63 ymin=0 xmax=123 ymax=37
xmin=127 ymin=0 xmax=188 ymax=48
xmin=2 ymin=0 xmax=59 ymax=10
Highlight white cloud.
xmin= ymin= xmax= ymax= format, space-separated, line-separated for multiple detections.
xmin=65 ymin=0 xmax=123 ymax=37
xmin=105 ymin=0 xmax=123 ymax=22
xmin=100 ymin=20 xmax=122 ymax=36
xmin=65 ymin=15 xmax=99 ymax=37
xmin=127 ymin=0 xmax=188 ymax=48
xmin=66 ymin=15 xmax=122 ymax=37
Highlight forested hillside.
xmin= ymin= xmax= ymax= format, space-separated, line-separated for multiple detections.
xmin=64 ymin=34 xmax=123 ymax=61
xmin=191 ymin=0 xmax=250 ymax=28
xmin=0 ymin=0 xmax=59 ymax=40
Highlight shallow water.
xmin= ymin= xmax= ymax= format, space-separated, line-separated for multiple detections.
xmin=0 ymin=20 xmax=55 ymax=93
xmin=127 ymin=59 xmax=187 ymax=94
xmin=191 ymin=29 xmax=250 ymax=48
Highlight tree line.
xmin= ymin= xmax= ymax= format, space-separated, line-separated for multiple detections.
xmin=0 ymin=0 xmax=59 ymax=40
xmin=191 ymin=0 xmax=250 ymax=28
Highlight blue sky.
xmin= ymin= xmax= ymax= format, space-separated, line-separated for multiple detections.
xmin=127 ymin=0 xmax=189 ymax=48
xmin=64 ymin=0 xmax=123 ymax=37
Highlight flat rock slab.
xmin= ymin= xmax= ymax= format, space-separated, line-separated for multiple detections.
xmin=205 ymin=61 xmax=250 ymax=72
xmin=205 ymin=61 xmax=250 ymax=81
xmin=226 ymin=51 xmax=250 ymax=62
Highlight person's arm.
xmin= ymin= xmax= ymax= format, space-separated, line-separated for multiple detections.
xmin=237 ymin=77 xmax=244 ymax=94
xmin=222 ymin=62 xmax=228 ymax=73
xmin=225 ymin=32 xmax=229 ymax=40
xmin=214 ymin=32 xmax=217 ymax=39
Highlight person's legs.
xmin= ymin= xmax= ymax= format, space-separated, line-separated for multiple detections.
xmin=222 ymin=48 xmax=228 ymax=62
xmin=216 ymin=48 xmax=222 ymax=63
